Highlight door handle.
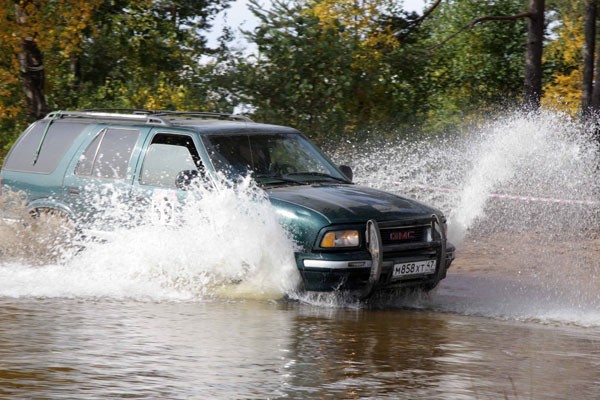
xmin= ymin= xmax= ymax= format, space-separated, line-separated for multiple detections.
xmin=67 ymin=187 xmax=80 ymax=195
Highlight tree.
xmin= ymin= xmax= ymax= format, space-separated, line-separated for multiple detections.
xmin=542 ymin=1 xmax=584 ymax=115
xmin=524 ymin=0 xmax=545 ymax=108
xmin=582 ymin=0 xmax=595 ymax=115
xmin=431 ymin=0 xmax=545 ymax=109
xmin=420 ymin=0 xmax=527 ymax=131
xmin=229 ymin=0 xmax=416 ymax=140
xmin=68 ymin=0 xmax=232 ymax=110
xmin=0 ymin=0 xmax=233 ymax=162
xmin=0 ymin=0 xmax=101 ymax=121
xmin=225 ymin=0 xmax=534 ymax=138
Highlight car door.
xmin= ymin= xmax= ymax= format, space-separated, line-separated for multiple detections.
xmin=130 ymin=129 xmax=207 ymax=224
xmin=62 ymin=125 xmax=150 ymax=229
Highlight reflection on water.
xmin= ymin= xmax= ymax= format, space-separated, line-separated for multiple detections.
xmin=1 ymin=298 xmax=599 ymax=399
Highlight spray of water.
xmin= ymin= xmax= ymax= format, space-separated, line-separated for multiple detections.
xmin=333 ymin=110 xmax=599 ymax=324
xmin=0 ymin=176 xmax=301 ymax=300
xmin=335 ymin=110 xmax=598 ymax=245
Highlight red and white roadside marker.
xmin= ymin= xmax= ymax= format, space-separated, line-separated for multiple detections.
xmin=410 ymin=184 xmax=600 ymax=207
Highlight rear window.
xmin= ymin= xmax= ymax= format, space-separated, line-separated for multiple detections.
xmin=3 ymin=121 xmax=87 ymax=174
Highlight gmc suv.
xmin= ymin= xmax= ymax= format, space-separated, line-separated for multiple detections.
xmin=0 ymin=110 xmax=455 ymax=298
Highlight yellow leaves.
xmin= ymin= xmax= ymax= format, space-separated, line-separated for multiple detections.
xmin=0 ymin=0 xmax=102 ymax=120
xmin=130 ymin=78 xmax=191 ymax=111
xmin=542 ymin=69 xmax=582 ymax=116
xmin=542 ymin=13 xmax=584 ymax=116
xmin=40 ymin=0 xmax=102 ymax=58
xmin=312 ymin=0 xmax=380 ymax=32
xmin=0 ymin=0 xmax=102 ymax=57
xmin=544 ymin=15 xmax=583 ymax=68
xmin=0 ymin=61 xmax=23 ymax=120
xmin=308 ymin=0 xmax=399 ymax=71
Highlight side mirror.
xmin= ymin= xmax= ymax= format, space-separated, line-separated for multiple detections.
xmin=339 ymin=165 xmax=353 ymax=182
xmin=175 ymin=170 xmax=200 ymax=190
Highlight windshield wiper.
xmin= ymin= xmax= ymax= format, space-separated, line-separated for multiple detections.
xmin=254 ymin=174 xmax=309 ymax=186
xmin=284 ymin=172 xmax=350 ymax=183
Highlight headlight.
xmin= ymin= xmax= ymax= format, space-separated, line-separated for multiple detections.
xmin=320 ymin=230 xmax=360 ymax=248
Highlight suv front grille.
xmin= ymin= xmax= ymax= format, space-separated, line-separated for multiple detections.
xmin=380 ymin=225 xmax=428 ymax=246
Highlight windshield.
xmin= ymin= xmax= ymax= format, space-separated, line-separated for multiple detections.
xmin=201 ymin=132 xmax=349 ymax=185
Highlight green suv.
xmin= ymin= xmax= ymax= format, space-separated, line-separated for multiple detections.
xmin=0 ymin=110 xmax=454 ymax=297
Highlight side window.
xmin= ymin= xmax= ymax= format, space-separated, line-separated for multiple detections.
xmin=3 ymin=121 xmax=86 ymax=173
xmin=75 ymin=128 xmax=139 ymax=179
xmin=139 ymin=133 xmax=202 ymax=188
xmin=75 ymin=133 xmax=102 ymax=176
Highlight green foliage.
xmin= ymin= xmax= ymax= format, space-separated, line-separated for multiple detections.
xmin=230 ymin=0 xmax=353 ymax=139
xmin=225 ymin=0 xmax=431 ymax=142
xmin=0 ymin=0 xmax=233 ymax=160
xmin=418 ymin=0 xmax=527 ymax=132
xmin=60 ymin=0 xmax=231 ymax=110
xmin=2 ymin=0 xmax=590 ymax=159
xmin=222 ymin=0 xmax=529 ymax=140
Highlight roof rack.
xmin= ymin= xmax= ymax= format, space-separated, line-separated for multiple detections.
xmin=46 ymin=110 xmax=171 ymax=126
xmin=151 ymin=111 xmax=253 ymax=122
xmin=45 ymin=109 xmax=253 ymax=125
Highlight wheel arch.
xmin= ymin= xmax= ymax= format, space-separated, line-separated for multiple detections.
xmin=27 ymin=198 xmax=76 ymax=220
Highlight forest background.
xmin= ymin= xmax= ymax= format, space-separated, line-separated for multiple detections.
xmin=0 ymin=0 xmax=596 ymax=160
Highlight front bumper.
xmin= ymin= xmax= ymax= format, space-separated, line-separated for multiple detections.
xmin=298 ymin=244 xmax=455 ymax=292
xmin=297 ymin=216 xmax=455 ymax=296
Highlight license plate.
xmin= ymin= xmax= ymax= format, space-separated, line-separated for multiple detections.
xmin=392 ymin=260 xmax=436 ymax=278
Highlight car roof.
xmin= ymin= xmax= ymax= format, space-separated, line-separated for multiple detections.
xmin=43 ymin=110 xmax=300 ymax=136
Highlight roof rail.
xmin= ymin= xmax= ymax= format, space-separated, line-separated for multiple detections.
xmin=45 ymin=109 xmax=253 ymax=125
xmin=81 ymin=108 xmax=152 ymax=114
xmin=46 ymin=110 xmax=171 ymax=126
xmin=152 ymin=111 xmax=253 ymax=122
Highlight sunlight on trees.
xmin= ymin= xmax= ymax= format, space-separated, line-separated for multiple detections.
xmin=542 ymin=14 xmax=584 ymax=116
xmin=308 ymin=0 xmax=400 ymax=69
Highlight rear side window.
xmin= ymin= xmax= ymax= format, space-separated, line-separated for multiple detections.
xmin=75 ymin=128 xmax=139 ymax=180
xmin=3 ymin=121 xmax=86 ymax=174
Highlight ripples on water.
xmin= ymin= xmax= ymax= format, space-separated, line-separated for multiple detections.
xmin=2 ymin=299 xmax=600 ymax=399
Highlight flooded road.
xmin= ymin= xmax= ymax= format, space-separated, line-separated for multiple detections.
xmin=1 ymin=281 xmax=599 ymax=399
xmin=1 ymin=111 xmax=598 ymax=398
xmin=1 ymin=232 xmax=599 ymax=399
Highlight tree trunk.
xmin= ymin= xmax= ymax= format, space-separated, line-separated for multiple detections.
xmin=591 ymin=7 xmax=600 ymax=112
xmin=18 ymin=37 xmax=47 ymax=121
xmin=523 ymin=0 xmax=545 ymax=109
xmin=582 ymin=0 xmax=596 ymax=116
xmin=15 ymin=2 xmax=47 ymax=121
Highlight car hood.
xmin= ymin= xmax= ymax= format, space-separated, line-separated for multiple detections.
xmin=267 ymin=184 xmax=438 ymax=224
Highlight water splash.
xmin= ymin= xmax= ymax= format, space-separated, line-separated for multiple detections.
xmin=333 ymin=110 xmax=599 ymax=325
xmin=447 ymin=111 xmax=598 ymax=244
xmin=334 ymin=110 xmax=598 ymax=244
xmin=0 ymin=177 xmax=301 ymax=300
